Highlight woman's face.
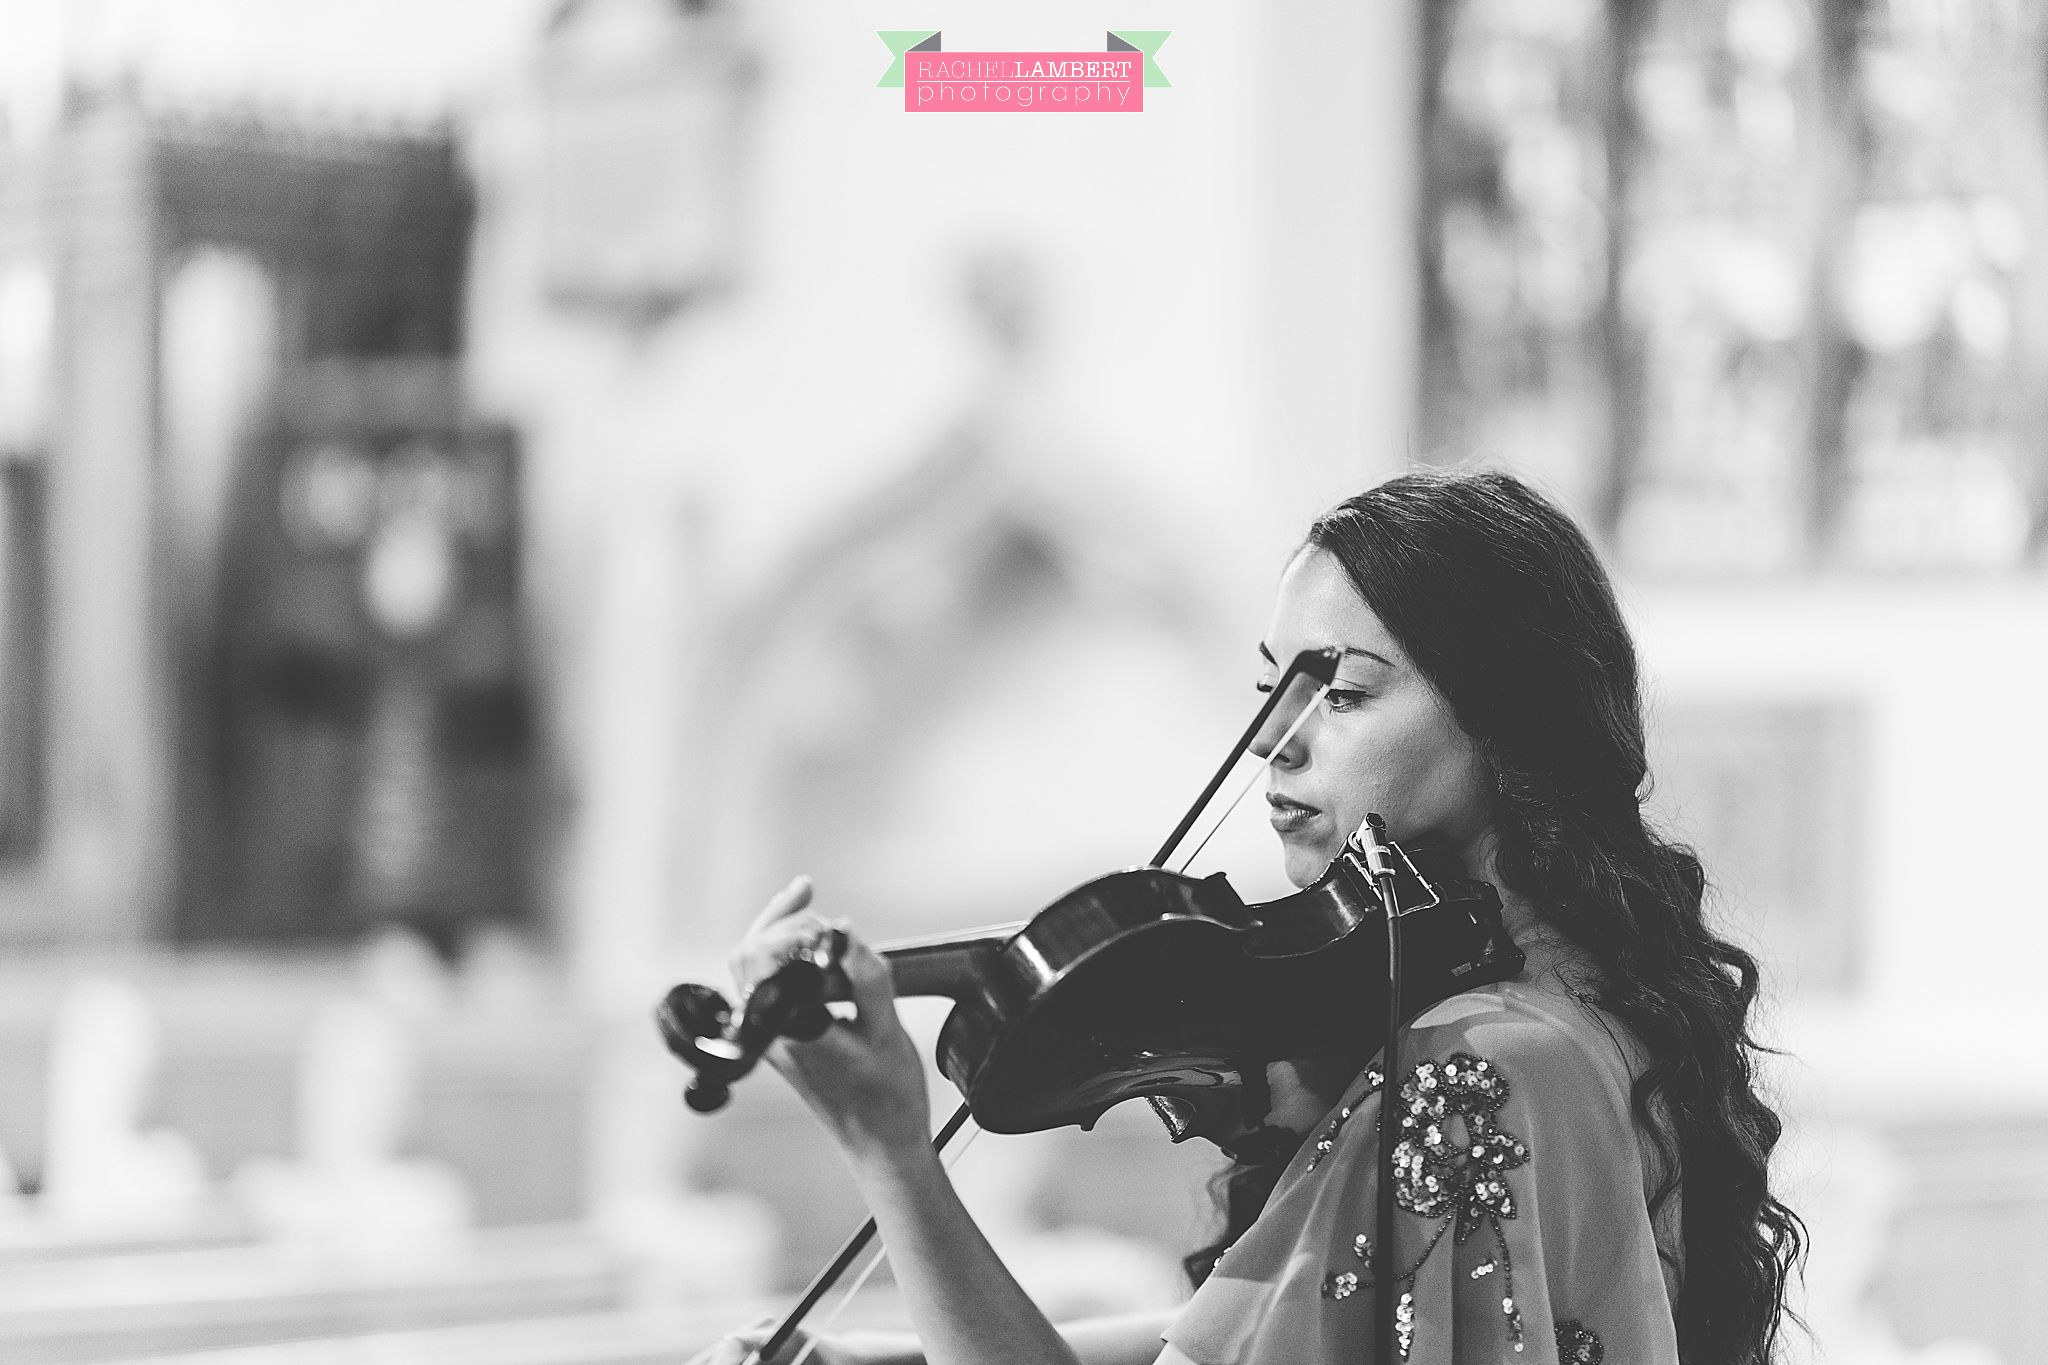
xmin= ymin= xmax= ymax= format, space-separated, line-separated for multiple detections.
xmin=1257 ymin=548 xmax=1495 ymax=888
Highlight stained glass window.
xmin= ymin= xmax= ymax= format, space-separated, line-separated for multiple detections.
xmin=1421 ymin=0 xmax=2048 ymax=574
xmin=1420 ymin=0 xmax=1616 ymax=523
xmin=1831 ymin=0 xmax=2043 ymax=570
xmin=1617 ymin=0 xmax=1816 ymax=573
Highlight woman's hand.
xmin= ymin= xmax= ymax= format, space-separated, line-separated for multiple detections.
xmin=684 ymin=1316 xmax=817 ymax=1365
xmin=687 ymin=1313 xmax=1175 ymax=1365
xmin=688 ymin=1316 xmax=914 ymax=1365
xmin=730 ymin=877 xmax=932 ymax=1163
xmin=722 ymin=882 xmax=1084 ymax=1365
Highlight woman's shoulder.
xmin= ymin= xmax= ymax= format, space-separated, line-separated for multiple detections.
xmin=1166 ymin=947 xmax=1681 ymax=1365
xmin=1398 ymin=960 xmax=1642 ymax=1123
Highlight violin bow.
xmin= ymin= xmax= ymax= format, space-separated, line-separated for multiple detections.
xmin=747 ymin=1104 xmax=976 ymax=1365
xmin=745 ymin=645 xmax=1341 ymax=1363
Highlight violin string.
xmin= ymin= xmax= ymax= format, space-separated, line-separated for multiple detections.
xmin=1170 ymin=680 xmax=1331 ymax=875
xmin=766 ymin=1120 xmax=989 ymax=1365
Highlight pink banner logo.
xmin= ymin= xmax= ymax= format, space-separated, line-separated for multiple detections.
xmin=877 ymin=32 xmax=1170 ymax=114
xmin=907 ymin=51 xmax=1142 ymax=113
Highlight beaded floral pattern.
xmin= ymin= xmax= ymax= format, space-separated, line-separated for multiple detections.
xmin=1555 ymin=1320 xmax=1603 ymax=1364
xmin=1392 ymin=1053 xmax=1529 ymax=1242
xmin=1322 ymin=1052 xmax=1535 ymax=1359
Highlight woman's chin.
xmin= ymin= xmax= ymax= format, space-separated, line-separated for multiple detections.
xmin=1280 ymin=839 xmax=1337 ymax=889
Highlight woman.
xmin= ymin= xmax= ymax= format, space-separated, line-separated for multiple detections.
xmin=696 ymin=471 xmax=1804 ymax=1365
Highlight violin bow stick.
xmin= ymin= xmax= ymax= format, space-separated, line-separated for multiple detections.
xmin=774 ymin=1120 xmax=989 ymax=1365
xmin=747 ymin=1104 xmax=978 ymax=1365
xmin=1150 ymin=648 xmax=1340 ymax=871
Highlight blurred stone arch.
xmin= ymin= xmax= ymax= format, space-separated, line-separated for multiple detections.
xmin=674 ymin=429 xmax=1249 ymax=951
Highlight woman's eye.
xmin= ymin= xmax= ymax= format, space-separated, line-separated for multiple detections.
xmin=1324 ymin=688 xmax=1369 ymax=712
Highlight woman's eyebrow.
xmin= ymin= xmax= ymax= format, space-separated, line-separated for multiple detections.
xmin=1257 ymin=642 xmax=1396 ymax=670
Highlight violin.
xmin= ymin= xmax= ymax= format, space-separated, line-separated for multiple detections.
xmin=654 ymin=648 xmax=1525 ymax=1365
xmin=655 ymin=648 xmax=1524 ymax=1146
xmin=660 ymin=837 xmax=1520 ymax=1143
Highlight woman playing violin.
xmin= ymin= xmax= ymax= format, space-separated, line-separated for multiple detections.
xmin=694 ymin=470 xmax=1803 ymax=1365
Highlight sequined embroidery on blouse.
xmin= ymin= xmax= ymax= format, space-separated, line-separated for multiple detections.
xmin=1305 ymin=1066 xmax=1383 ymax=1173
xmin=1556 ymin=1320 xmax=1604 ymax=1364
xmin=1393 ymin=1054 xmax=1529 ymax=1242
xmin=1324 ymin=1052 xmax=1534 ymax=1359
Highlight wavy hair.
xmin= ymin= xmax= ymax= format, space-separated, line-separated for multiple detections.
xmin=1186 ymin=470 xmax=1803 ymax=1365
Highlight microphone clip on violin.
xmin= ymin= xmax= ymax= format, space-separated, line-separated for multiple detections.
xmin=1360 ymin=811 xmax=1406 ymax=1365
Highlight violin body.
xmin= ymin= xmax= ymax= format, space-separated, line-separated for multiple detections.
xmin=878 ymin=843 xmax=1523 ymax=1140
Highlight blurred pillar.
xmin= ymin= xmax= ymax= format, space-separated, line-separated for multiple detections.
xmin=567 ymin=494 xmax=695 ymax=1001
xmin=517 ymin=0 xmax=757 ymax=1004
xmin=41 ymin=89 xmax=176 ymax=943
xmin=1258 ymin=0 xmax=1418 ymax=514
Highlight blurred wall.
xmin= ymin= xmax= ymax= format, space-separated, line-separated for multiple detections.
xmin=460 ymin=0 xmax=1426 ymax=1004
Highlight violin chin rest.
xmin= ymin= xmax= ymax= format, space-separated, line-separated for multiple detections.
xmin=1147 ymin=1095 xmax=1198 ymax=1143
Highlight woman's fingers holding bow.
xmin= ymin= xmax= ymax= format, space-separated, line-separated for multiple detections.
xmin=685 ymin=1317 xmax=772 ymax=1365
xmin=687 ymin=1315 xmax=858 ymax=1365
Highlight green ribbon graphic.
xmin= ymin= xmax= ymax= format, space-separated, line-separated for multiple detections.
xmin=879 ymin=29 xmax=1168 ymax=89
xmin=876 ymin=31 xmax=941 ymax=88
xmin=1107 ymin=31 xmax=1170 ymax=87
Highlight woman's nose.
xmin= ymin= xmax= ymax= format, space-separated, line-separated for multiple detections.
xmin=1249 ymin=701 xmax=1312 ymax=770
xmin=1266 ymin=726 xmax=1307 ymax=770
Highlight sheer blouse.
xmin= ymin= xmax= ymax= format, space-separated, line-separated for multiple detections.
xmin=1158 ymin=937 xmax=1682 ymax=1365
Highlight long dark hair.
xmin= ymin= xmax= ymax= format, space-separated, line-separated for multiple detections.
xmin=1186 ymin=470 xmax=1803 ymax=1365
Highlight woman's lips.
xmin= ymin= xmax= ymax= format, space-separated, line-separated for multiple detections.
xmin=1267 ymin=794 xmax=1320 ymax=834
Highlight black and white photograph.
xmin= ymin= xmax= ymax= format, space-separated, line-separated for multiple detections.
xmin=0 ymin=1 xmax=2042 ymax=1362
